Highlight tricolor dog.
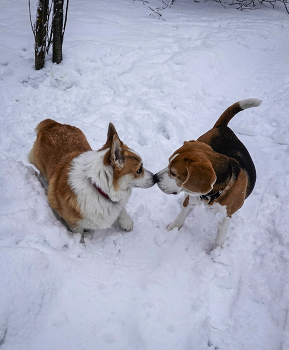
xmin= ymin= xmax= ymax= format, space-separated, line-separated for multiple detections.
xmin=29 ymin=119 xmax=155 ymax=242
xmin=155 ymin=98 xmax=262 ymax=248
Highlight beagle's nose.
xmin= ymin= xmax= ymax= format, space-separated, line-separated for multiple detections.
xmin=153 ymin=174 xmax=159 ymax=184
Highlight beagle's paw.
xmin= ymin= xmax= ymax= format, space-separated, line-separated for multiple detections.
xmin=166 ymin=222 xmax=183 ymax=231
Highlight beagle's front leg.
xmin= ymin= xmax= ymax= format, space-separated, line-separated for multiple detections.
xmin=214 ymin=216 xmax=230 ymax=248
xmin=167 ymin=195 xmax=197 ymax=231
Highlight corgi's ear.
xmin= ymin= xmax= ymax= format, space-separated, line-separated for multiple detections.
xmin=106 ymin=123 xmax=118 ymax=145
xmin=111 ymin=134 xmax=124 ymax=169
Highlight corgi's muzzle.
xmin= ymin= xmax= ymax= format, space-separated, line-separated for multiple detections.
xmin=133 ymin=169 xmax=156 ymax=188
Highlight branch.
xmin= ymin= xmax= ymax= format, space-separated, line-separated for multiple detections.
xmin=229 ymin=0 xmax=289 ymax=11
xmin=62 ymin=0 xmax=69 ymax=37
xmin=46 ymin=2 xmax=54 ymax=53
xmin=283 ymin=0 xmax=289 ymax=13
xmin=148 ymin=5 xmax=165 ymax=19
xmin=28 ymin=0 xmax=36 ymax=38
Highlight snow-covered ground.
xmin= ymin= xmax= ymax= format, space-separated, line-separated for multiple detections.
xmin=1 ymin=0 xmax=289 ymax=349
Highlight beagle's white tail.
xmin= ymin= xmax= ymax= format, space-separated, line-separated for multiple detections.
xmin=239 ymin=98 xmax=262 ymax=110
xmin=214 ymin=98 xmax=262 ymax=128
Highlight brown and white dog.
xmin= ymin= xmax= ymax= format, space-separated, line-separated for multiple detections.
xmin=29 ymin=119 xmax=155 ymax=242
xmin=155 ymin=98 xmax=262 ymax=248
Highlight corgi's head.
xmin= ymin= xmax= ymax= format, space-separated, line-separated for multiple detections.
xmin=101 ymin=123 xmax=155 ymax=191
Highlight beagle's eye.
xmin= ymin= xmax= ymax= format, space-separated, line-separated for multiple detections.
xmin=170 ymin=170 xmax=176 ymax=177
xmin=137 ymin=165 xmax=143 ymax=174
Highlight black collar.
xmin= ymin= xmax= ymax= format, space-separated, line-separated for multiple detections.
xmin=200 ymin=161 xmax=233 ymax=204
xmin=200 ymin=190 xmax=223 ymax=204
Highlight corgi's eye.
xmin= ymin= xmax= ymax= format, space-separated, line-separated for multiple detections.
xmin=170 ymin=170 xmax=176 ymax=177
xmin=137 ymin=165 xmax=143 ymax=174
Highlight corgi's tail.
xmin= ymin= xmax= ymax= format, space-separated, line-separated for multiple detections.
xmin=213 ymin=98 xmax=262 ymax=128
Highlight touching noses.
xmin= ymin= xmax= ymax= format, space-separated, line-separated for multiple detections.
xmin=153 ymin=174 xmax=159 ymax=184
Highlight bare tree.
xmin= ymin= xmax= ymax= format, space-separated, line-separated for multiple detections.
xmin=29 ymin=0 xmax=69 ymax=70
xmin=52 ymin=0 xmax=64 ymax=64
xmin=33 ymin=0 xmax=49 ymax=70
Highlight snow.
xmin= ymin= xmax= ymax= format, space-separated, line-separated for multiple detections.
xmin=1 ymin=0 xmax=289 ymax=349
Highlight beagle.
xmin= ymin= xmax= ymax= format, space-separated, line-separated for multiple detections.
xmin=155 ymin=98 xmax=262 ymax=248
xmin=29 ymin=120 xmax=155 ymax=242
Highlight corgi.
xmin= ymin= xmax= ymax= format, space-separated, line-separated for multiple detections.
xmin=29 ymin=119 xmax=155 ymax=242
xmin=155 ymin=98 xmax=262 ymax=248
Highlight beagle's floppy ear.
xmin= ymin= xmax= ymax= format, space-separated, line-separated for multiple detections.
xmin=182 ymin=159 xmax=216 ymax=194
xmin=111 ymin=134 xmax=125 ymax=169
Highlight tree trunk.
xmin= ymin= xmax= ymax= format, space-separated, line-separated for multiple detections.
xmin=52 ymin=0 xmax=64 ymax=64
xmin=35 ymin=0 xmax=49 ymax=70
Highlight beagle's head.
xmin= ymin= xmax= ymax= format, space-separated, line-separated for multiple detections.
xmin=155 ymin=141 xmax=217 ymax=196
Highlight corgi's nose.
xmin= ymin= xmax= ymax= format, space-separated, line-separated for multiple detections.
xmin=153 ymin=174 xmax=159 ymax=184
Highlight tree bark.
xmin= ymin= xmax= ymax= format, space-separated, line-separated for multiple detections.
xmin=35 ymin=0 xmax=49 ymax=70
xmin=52 ymin=0 xmax=64 ymax=64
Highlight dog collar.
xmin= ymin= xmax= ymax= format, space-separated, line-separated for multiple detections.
xmin=200 ymin=190 xmax=223 ymax=204
xmin=93 ymin=184 xmax=111 ymax=201
xmin=200 ymin=161 xmax=234 ymax=204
